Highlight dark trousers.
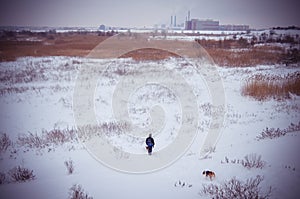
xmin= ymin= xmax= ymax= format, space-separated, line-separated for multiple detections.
xmin=146 ymin=146 xmax=153 ymax=154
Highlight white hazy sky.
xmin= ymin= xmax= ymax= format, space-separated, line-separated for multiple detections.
xmin=0 ymin=0 xmax=299 ymax=29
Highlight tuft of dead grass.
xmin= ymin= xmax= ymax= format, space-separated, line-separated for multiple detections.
xmin=68 ymin=184 xmax=93 ymax=199
xmin=242 ymin=72 xmax=300 ymax=100
xmin=0 ymin=133 xmax=12 ymax=153
xmin=64 ymin=159 xmax=75 ymax=174
xmin=8 ymin=166 xmax=35 ymax=183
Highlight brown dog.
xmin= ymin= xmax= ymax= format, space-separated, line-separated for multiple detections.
xmin=203 ymin=170 xmax=215 ymax=180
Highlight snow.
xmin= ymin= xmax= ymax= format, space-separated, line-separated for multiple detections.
xmin=0 ymin=57 xmax=299 ymax=198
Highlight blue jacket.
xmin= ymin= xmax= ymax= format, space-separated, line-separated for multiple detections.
xmin=146 ymin=137 xmax=155 ymax=147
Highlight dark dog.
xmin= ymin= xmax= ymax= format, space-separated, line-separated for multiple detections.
xmin=202 ymin=170 xmax=215 ymax=180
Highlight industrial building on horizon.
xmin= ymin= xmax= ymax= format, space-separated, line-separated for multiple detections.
xmin=98 ymin=10 xmax=250 ymax=31
xmin=184 ymin=10 xmax=249 ymax=31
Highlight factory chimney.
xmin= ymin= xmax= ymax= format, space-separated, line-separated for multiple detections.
xmin=174 ymin=16 xmax=176 ymax=27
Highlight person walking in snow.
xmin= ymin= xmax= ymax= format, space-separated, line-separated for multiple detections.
xmin=145 ymin=134 xmax=155 ymax=155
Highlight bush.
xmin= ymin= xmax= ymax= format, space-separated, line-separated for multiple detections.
xmin=8 ymin=166 xmax=35 ymax=183
xmin=200 ymin=175 xmax=272 ymax=199
xmin=64 ymin=160 xmax=74 ymax=174
xmin=257 ymin=127 xmax=286 ymax=140
xmin=68 ymin=184 xmax=93 ymax=199
xmin=221 ymin=153 xmax=266 ymax=169
xmin=0 ymin=172 xmax=6 ymax=184
xmin=282 ymin=48 xmax=300 ymax=65
xmin=241 ymin=154 xmax=266 ymax=169
xmin=0 ymin=133 xmax=12 ymax=153
xmin=257 ymin=122 xmax=300 ymax=140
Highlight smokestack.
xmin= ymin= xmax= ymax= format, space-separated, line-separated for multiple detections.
xmin=174 ymin=15 xmax=176 ymax=27
xmin=188 ymin=10 xmax=190 ymax=21
xmin=171 ymin=15 xmax=173 ymax=26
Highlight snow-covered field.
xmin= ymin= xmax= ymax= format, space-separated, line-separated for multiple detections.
xmin=0 ymin=56 xmax=299 ymax=198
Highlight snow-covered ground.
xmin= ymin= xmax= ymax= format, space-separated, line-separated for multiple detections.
xmin=0 ymin=56 xmax=299 ymax=198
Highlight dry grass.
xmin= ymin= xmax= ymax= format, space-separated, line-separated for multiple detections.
xmin=207 ymin=47 xmax=283 ymax=67
xmin=1 ymin=31 xmax=294 ymax=67
xmin=196 ymin=38 xmax=287 ymax=67
xmin=16 ymin=122 xmax=131 ymax=150
xmin=17 ymin=128 xmax=76 ymax=149
xmin=242 ymin=72 xmax=300 ymax=100
xmin=0 ymin=32 xmax=109 ymax=61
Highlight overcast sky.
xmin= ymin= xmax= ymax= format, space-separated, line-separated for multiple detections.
xmin=0 ymin=0 xmax=299 ymax=29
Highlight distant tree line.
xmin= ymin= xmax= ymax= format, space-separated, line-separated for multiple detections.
xmin=272 ymin=26 xmax=300 ymax=30
xmin=195 ymin=37 xmax=250 ymax=49
xmin=195 ymin=31 xmax=299 ymax=49
xmin=0 ymin=29 xmax=117 ymax=40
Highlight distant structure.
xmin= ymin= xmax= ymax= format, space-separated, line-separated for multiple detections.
xmin=170 ymin=15 xmax=177 ymax=27
xmin=99 ymin=24 xmax=106 ymax=31
xmin=185 ymin=11 xmax=249 ymax=31
xmin=186 ymin=19 xmax=219 ymax=30
xmin=219 ymin=24 xmax=249 ymax=31
xmin=174 ymin=15 xmax=176 ymax=27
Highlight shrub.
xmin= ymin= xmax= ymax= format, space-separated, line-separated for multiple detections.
xmin=204 ymin=146 xmax=216 ymax=153
xmin=241 ymin=154 xmax=266 ymax=169
xmin=8 ymin=166 xmax=35 ymax=183
xmin=68 ymin=184 xmax=93 ymax=199
xmin=200 ymin=175 xmax=272 ymax=199
xmin=0 ymin=133 xmax=12 ymax=153
xmin=221 ymin=153 xmax=266 ymax=169
xmin=257 ymin=127 xmax=286 ymax=140
xmin=282 ymin=48 xmax=300 ymax=65
xmin=0 ymin=172 xmax=6 ymax=184
xmin=64 ymin=160 xmax=74 ymax=174
xmin=174 ymin=180 xmax=193 ymax=188
xmin=257 ymin=122 xmax=300 ymax=140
